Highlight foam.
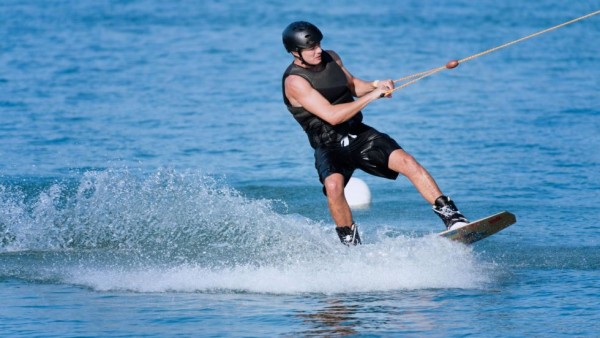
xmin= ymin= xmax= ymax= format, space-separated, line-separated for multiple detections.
xmin=67 ymin=235 xmax=492 ymax=294
xmin=1 ymin=169 xmax=495 ymax=293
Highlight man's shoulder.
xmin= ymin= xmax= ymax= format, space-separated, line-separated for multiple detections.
xmin=324 ymin=50 xmax=344 ymax=67
xmin=284 ymin=71 xmax=310 ymax=90
xmin=283 ymin=62 xmax=309 ymax=82
xmin=324 ymin=50 xmax=340 ymax=59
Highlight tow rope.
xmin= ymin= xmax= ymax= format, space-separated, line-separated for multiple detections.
xmin=388 ymin=9 xmax=600 ymax=94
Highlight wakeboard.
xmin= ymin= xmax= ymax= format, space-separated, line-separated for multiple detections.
xmin=438 ymin=211 xmax=516 ymax=244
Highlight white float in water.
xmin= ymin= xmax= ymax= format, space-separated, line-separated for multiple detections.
xmin=344 ymin=177 xmax=371 ymax=209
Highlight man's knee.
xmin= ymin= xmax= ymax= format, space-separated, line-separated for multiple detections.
xmin=390 ymin=150 xmax=422 ymax=175
xmin=403 ymin=154 xmax=420 ymax=170
xmin=324 ymin=174 xmax=345 ymax=197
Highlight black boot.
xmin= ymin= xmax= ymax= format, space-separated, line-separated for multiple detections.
xmin=433 ymin=196 xmax=469 ymax=230
xmin=336 ymin=223 xmax=362 ymax=246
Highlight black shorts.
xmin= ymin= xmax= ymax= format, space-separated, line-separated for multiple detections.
xmin=314 ymin=124 xmax=402 ymax=192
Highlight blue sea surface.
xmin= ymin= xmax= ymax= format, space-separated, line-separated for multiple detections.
xmin=1 ymin=0 xmax=599 ymax=336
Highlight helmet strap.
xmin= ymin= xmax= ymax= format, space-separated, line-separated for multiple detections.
xmin=292 ymin=50 xmax=310 ymax=66
xmin=298 ymin=53 xmax=308 ymax=65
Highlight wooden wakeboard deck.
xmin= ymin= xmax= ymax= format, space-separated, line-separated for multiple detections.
xmin=438 ymin=211 xmax=516 ymax=244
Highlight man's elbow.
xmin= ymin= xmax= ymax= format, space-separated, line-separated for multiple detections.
xmin=326 ymin=115 xmax=344 ymax=126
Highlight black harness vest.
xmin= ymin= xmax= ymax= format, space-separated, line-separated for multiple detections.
xmin=282 ymin=51 xmax=363 ymax=149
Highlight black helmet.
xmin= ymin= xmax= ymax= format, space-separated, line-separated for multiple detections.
xmin=282 ymin=21 xmax=323 ymax=52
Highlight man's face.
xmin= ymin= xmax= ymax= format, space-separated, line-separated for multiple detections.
xmin=298 ymin=43 xmax=322 ymax=65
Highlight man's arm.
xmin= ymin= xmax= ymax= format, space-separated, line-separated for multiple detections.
xmin=284 ymin=50 xmax=389 ymax=126
xmin=284 ymin=74 xmax=384 ymax=126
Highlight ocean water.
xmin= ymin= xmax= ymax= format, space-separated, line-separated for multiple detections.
xmin=1 ymin=0 xmax=599 ymax=336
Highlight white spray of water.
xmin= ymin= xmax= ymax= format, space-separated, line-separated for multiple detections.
xmin=69 ymin=237 xmax=491 ymax=294
xmin=1 ymin=169 xmax=495 ymax=293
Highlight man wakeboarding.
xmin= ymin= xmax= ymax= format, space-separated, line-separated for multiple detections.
xmin=281 ymin=21 xmax=468 ymax=245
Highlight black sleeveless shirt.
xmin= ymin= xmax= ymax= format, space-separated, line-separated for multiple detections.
xmin=282 ymin=51 xmax=363 ymax=148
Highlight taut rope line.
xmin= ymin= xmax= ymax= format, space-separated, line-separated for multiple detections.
xmin=389 ymin=9 xmax=600 ymax=94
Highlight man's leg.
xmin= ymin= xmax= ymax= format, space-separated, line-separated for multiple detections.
xmin=387 ymin=149 xmax=442 ymax=204
xmin=323 ymin=173 xmax=361 ymax=245
xmin=323 ymin=173 xmax=352 ymax=226
xmin=388 ymin=149 xmax=468 ymax=229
